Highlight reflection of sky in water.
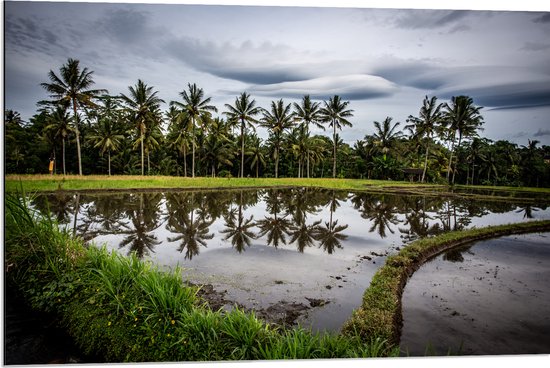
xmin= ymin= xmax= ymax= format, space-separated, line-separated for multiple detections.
xmin=30 ymin=189 xmax=550 ymax=332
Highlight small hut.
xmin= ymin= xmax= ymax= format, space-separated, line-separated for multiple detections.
xmin=402 ymin=168 xmax=424 ymax=182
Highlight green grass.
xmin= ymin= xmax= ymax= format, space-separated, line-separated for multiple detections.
xmin=341 ymin=220 xmax=550 ymax=344
xmin=6 ymin=174 xmax=550 ymax=195
xmin=5 ymin=192 xmax=399 ymax=362
xmin=4 ymin=174 xmax=426 ymax=192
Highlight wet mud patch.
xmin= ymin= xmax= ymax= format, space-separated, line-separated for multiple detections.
xmin=189 ymin=281 xmax=330 ymax=328
xmin=400 ymin=232 xmax=550 ymax=355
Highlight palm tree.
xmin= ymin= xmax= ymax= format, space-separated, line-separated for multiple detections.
xmin=170 ymin=83 xmax=217 ymax=178
xmin=260 ymin=99 xmax=295 ymax=178
xmin=372 ymin=117 xmax=403 ymax=159
xmin=44 ymin=105 xmax=73 ymax=175
xmin=40 ymin=58 xmax=107 ymax=175
xmin=220 ymin=191 xmax=257 ymax=253
xmin=293 ymin=95 xmax=324 ymax=178
xmin=202 ymin=117 xmax=234 ymax=177
xmin=224 ymin=92 xmax=262 ymax=178
xmin=442 ymin=95 xmax=484 ymax=184
xmin=166 ymin=105 xmax=191 ymax=176
xmin=405 ymin=96 xmax=443 ymax=182
xmin=319 ymin=95 xmax=354 ymax=178
xmin=88 ymin=114 xmax=125 ymax=176
xmin=246 ymin=134 xmax=265 ymax=178
xmin=120 ymin=80 xmax=164 ymax=176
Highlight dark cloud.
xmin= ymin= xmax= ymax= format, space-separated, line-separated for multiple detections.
xmin=532 ymin=13 xmax=550 ymax=23
xmin=521 ymin=42 xmax=550 ymax=51
xmin=95 ymin=8 xmax=151 ymax=45
xmin=393 ymin=10 xmax=470 ymax=30
xmin=249 ymin=75 xmax=398 ymax=101
xmin=167 ymin=37 xmax=321 ymax=84
xmin=534 ymin=128 xmax=550 ymax=137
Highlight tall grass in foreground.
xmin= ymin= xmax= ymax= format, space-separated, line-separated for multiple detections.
xmin=5 ymin=192 xmax=398 ymax=362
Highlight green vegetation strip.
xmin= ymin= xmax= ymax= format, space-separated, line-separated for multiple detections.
xmin=5 ymin=174 xmax=436 ymax=193
xmin=5 ymin=193 xmax=398 ymax=362
xmin=341 ymin=220 xmax=550 ymax=345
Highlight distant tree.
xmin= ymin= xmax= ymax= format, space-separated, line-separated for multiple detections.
xmin=170 ymin=83 xmax=217 ymax=178
xmin=120 ymin=80 xmax=164 ymax=176
xmin=224 ymin=92 xmax=262 ymax=178
xmin=320 ymin=95 xmax=354 ymax=178
xmin=405 ymin=96 xmax=443 ymax=182
xmin=40 ymin=58 xmax=107 ymax=175
xmin=260 ymin=99 xmax=295 ymax=178
xmin=44 ymin=105 xmax=73 ymax=175
xmin=293 ymin=95 xmax=324 ymax=178
xmin=442 ymin=95 xmax=484 ymax=184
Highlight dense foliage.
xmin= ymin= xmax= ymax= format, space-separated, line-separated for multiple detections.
xmin=4 ymin=58 xmax=550 ymax=186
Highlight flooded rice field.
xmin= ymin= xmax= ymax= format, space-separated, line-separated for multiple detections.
xmin=29 ymin=188 xmax=550 ymax=333
xmin=400 ymin=232 xmax=550 ymax=355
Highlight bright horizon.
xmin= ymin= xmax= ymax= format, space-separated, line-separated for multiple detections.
xmin=4 ymin=0 xmax=550 ymax=146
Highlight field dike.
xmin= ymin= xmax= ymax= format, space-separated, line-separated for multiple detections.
xmin=341 ymin=220 xmax=550 ymax=345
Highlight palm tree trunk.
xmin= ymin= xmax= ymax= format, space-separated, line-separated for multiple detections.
xmin=452 ymin=133 xmax=462 ymax=185
xmin=62 ymin=138 xmax=66 ymax=176
xmin=141 ymin=132 xmax=145 ymax=176
xmin=472 ymin=162 xmax=475 ymax=185
xmin=183 ymin=146 xmax=187 ymax=177
xmin=72 ymin=100 xmax=83 ymax=176
xmin=421 ymin=144 xmax=429 ymax=183
xmin=275 ymin=145 xmax=279 ymax=178
xmin=256 ymin=160 xmax=259 ymax=178
xmin=147 ymin=151 xmax=150 ymax=175
xmin=332 ymin=123 xmax=337 ymax=178
xmin=241 ymin=119 xmax=245 ymax=178
xmin=108 ymin=150 xmax=111 ymax=176
xmin=446 ymin=132 xmax=456 ymax=182
xmin=192 ymin=119 xmax=196 ymax=178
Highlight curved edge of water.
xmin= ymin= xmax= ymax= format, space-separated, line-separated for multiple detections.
xmin=340 ymin=220 xmax=550 ymax=347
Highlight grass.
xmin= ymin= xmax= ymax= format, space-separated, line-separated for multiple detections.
xmin=341 ymin=219 xmax=550 ymax=345
xmin=5 ymin=191 xmax=400 ymax=362
xmin=6 ymin=174 xmax=550 ymax=197
xmin=4 ymin=174 xmax=424 ymax=192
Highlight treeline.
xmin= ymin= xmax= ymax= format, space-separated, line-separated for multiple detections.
xmin=4 ymin=58 xmax=550 ymax=187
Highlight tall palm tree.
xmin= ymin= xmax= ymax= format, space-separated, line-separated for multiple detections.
xmin=224 ymin=92 xmax=262 ymax=178
xmin=202 ymin=117 xmax=234 ymax=177
xmin=319 ymin=95 xmax=354 ymax=178
xmin=405 ymin=96 xmax=443 ymax=182
xmin=442 ymin=95 xmax=484 ymax=184
xmin=293 ymin=95 xmax=324 ymax=178
xmin=88 ymin=114 xmax=125 ymax=176
xmin=40 ymin=58 xmax=107 ymax=175
xmin=372 ymin=117 xmax=403 ymax=159
xmin=260 ymin=99 xmax=295 ymax=178
xmin=120 ymin=80 xmax=164 ymax=176
xmin=170 ymin=83 xmax=217 ymax=178
xmin=44 ymin=105 xmax=73 ymax=175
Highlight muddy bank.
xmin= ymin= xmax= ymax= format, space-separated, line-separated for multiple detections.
xmin=400 ymin=232 xmax=550 ymax=355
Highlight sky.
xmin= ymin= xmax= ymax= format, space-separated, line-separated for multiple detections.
xmin=3 ymin=0 xmax=550 ymax=146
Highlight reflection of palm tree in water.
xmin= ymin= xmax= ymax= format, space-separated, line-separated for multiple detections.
xmin=351 ymin=193 xmax=399 ymax=238
xmin=166 ymin=192 xmax=214 ymax=260
xmin=256 ymin=189 xmax=293 ymax=248
xmin=221 ymin=190 xmax=257 ymax=253
xmin=118 ymin=193 xmax=162 ymax=258
xmin=515 ymin=204 xmax=541 ymax=219
xmin=314 ymin=190 xmax=348 ymax=254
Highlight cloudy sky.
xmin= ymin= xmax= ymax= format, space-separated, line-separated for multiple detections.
xmin=4 ymin=0 xmax=550 ymax=146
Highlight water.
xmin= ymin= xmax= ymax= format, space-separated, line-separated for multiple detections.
xmin=29 ymin=188 xmax=550 ymax=332
xmin=400 ymin=232 xmax=550 ymax=355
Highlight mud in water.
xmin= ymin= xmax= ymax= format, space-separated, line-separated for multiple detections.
xmin=400 ymin=232 xmax=550 ymax=356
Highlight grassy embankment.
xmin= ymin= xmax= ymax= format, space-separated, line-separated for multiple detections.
xmin=341 ymin=219 xmax=550 ymax=345
xmin=6 ymin=174 xmax=550 ymax=197
xmin=5 ymin=192 xmax=399 ymax=362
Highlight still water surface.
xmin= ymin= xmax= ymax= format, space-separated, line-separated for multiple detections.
xmin=32 ymin=188 xmax=550 ymax=332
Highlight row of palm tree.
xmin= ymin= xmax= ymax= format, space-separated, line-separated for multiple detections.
xmin=6 ymin=58 xmax=550 ymax=186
